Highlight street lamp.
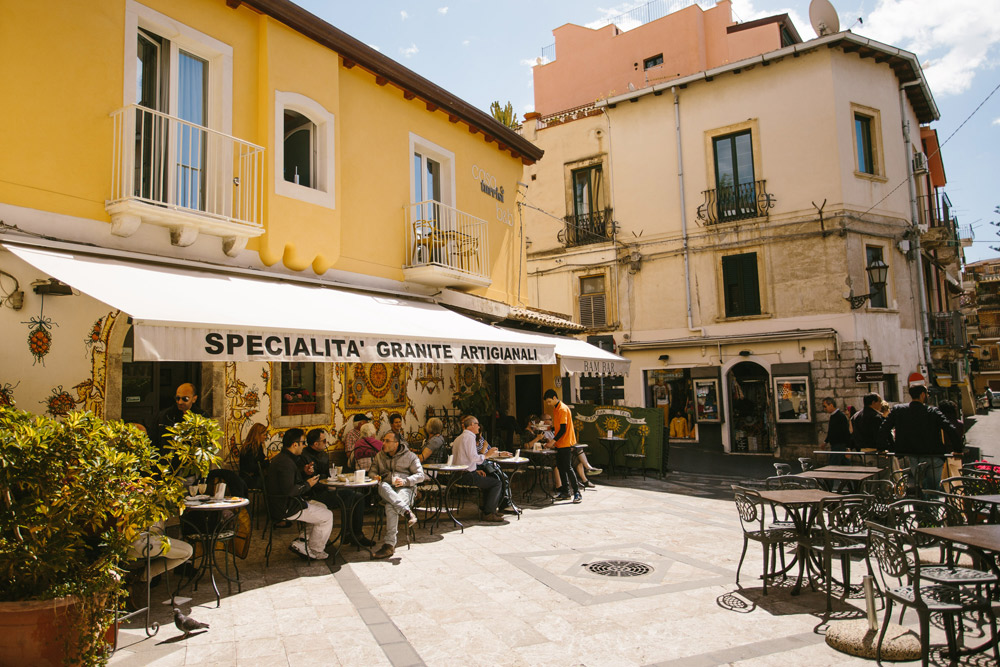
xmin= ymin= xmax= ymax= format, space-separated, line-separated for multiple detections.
xmin=845 ymin=258 xmax=889 ymax=309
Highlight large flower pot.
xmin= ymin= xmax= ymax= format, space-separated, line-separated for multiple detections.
xmin=0 ymin=597 xmax=78 ymax=666
xmin=284 ymin=402 xmax=316 ymax=415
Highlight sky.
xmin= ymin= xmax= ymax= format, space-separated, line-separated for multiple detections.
xmin=300 ymin=0 xmax=1000 ymax=262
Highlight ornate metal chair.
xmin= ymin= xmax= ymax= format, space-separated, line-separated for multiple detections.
xmin=731 ymin=485 xmax=798 ymax=595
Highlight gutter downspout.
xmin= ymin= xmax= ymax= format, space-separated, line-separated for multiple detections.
xmin=673 ymin=86 xmax=701 ymax=335
xmin=900 ymin=82 xmax=931 ymax=369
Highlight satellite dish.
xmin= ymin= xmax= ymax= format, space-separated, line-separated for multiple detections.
xmin=809 ymin=0 xmax=840 ymax=37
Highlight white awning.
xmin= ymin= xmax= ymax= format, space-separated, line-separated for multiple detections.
xmin=6 ymin=244 xmax=555 ymax=365
xmin=497 ymin=327 xmax=630 ymax=376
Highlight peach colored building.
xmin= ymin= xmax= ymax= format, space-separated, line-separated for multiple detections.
xmin=521 ymin=4 xmax=972 ymax=458
xmin=533 ymin=0 xmax=800 ymax=116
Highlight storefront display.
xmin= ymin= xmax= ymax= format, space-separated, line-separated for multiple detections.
xmin=694 ymin=378 xmax=721 ymax=423
xmin=773 ymin=376 xmax=812 ymax=423
xmin=644 ymin=369 xmax=696 ymax=437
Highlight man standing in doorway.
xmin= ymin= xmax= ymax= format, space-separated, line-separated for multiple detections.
xmin=822 ymin=397 xmax=851 ymax=466
xmin=154 ymin=382 xmax=205 ymax=467
xmin=544 ymin=389 xmax=581 ymax=504
xmin=879 ymin=384 xmax=959 ymax=494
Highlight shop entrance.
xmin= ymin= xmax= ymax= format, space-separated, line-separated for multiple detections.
xmin=727 ymin=361 xmax=773 ymax=453
xmin=644 ymin=369 xmax=695 ymax=440
xmin=514 ymin=373 xmax=542 ymax=427
xmin=120 ymin=328 xmax=202 ymax=432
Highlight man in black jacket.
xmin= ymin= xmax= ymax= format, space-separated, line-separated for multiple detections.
xmin=154 ymin=382 xmax=205 ymax=470
xmin=851 ymin=393 xmax=884 ymax=451
xmin=301 ymin=429 xmax=373 ymax=547
xmin=878 ymin=385 xmax=959 ymax=493
xmin=822 ymin=397 xmax=851 ymax=465
xmin=266 ymin=428 xmax=333 ymax=560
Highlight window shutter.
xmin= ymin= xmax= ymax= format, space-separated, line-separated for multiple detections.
xmin=580 ymin=293 xmax=606 ymax=328
xmin=740 ymin=253 xmax=760 ymax=315
xmin=721 ymin=253 xmax=760 ymax=317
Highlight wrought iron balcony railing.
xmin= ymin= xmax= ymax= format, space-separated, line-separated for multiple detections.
xmin=928 ymin=311 xmax=966 ymax=348
xmin=560 ymin=208 xmax=614 ymax=247
xmin=978 ymin=325 xmax=1000 ymax=339
xmin=697 ymin=180 xmax=775 ymax=225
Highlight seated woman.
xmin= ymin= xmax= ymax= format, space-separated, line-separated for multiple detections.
xmin=351 ymin=422 xmax=384 ymax=473
xmin=418 ymin=417 xmax=446 ymax=464
xmin=551 ymin=444 xmax=602 ymax=489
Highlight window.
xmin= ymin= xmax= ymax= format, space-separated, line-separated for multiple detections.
xmin=866 ymin=245 xmax=888 ymax=308
xmin=855 ymin=114 xmax=874 ymax=175
xmin=284 ymin=110 xmax=315 ymax=187
xmin=579 ymin=275 xmax=607 ymax=328
xmin=274 ymin=91 xmax=336 ymax=208
xmin=280 ymin=362 xmax=317 ymax=416
xmin=712 ymin=130 xmax=756 ymax=221
xmin=643 ymin=54 xmax=663 ymax=69
xmin=566 ymin=164 xmax=609 ymax=246
xmin=851 ymin=104 xmax=883 ymax=179
xmin=721 ymin=252 xmax=761 ymax=317
xmin=774 ymin=377 xmax=812 ymax=423
xmin=270 ymin=361 xmax=330 ymax=427
xmin=409 ymin=133 xmax=455 ymax=224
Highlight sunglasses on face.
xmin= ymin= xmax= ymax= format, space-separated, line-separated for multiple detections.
xmin=175 ymin=396 xmax=193 ymax=402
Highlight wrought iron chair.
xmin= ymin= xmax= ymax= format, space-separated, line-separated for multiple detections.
xmin=259 ymin=462 xmax=310 ymax=567
xmin=773 ymin=462 xmax=791 ymax=476
xmin=861 ymin=478 xmax=899 ymax=523
xmin=865 ymin=521 xmax=999 ymax=666
xmin=798 ymin=457 xmax=815 ymax=472
xmin=732 ymin=485 xmax=798 ymax=595
xmin=811 ymin=494 xmax=872 ymax=611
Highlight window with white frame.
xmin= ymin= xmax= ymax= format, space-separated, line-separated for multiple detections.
xmin=409 ymin=133 xmax=455 ymax=234
xmin=274 ymin=91 xmax=336 ymax=208
xmin=851 ymin=103 xmax=884 ymax=179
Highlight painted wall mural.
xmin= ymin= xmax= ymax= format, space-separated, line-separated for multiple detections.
xmin=414 ymin=362 xmax=444 ymax=395
xmin=23 ymin=306 xmax=56 ymax=365
xmin=37 ymin=310 xmax=119 ymax=417
xmin=0 ymin=381 xmax=18 ymax=407
xmin=223 ymin=361 xmax=263 ymax=465
xmin=344 ymin=362 xmax=408 ymax=410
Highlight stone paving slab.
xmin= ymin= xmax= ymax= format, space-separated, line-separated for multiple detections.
xmin=110 ymin=474 xmax=969 ymax=666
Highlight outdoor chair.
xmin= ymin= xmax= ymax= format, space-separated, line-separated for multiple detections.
xmin=941 ymin=475 xmax=1000 ymax=496
xmin=773 ymin=463 xmax=791 ymax=476
xmin=860 ymin=479 xmax=899 ymax=523
xmin=865 ymin=521 xmax=999 ymax=666
xmin=111 ymin=531 xmax=165 ymax=654
xmin=811 ymin=494 xmax=872 ymax=611
xmin=732 ymin=485 xmax=798 ymax=595
xmin=373 ymin=493 xmax=417 ymax=551
xmin=925 ymin=489 xmax=994 ymax=526
xmin=798 ymin=457 xmax=815 ymax=472
xmin=258 ymin=462 xmax=311 ymax=567
xmin=764 ymin=475 xmax=818 ymax=490
xmin=624 ymin=451 xmax=647 ymax=479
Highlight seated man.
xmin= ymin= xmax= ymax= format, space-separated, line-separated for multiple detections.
xmin=451 ymin=416 xmax=505 ymax=522
xmin=369 ymin=432 xmax=425 ymax=559
xmin=266 ymin=428 xmax=334 ymax=560
xmin=301 ymin=428 xmax=373 ymax=547
xmin=126 ymin=523 xmax=193 ymax=609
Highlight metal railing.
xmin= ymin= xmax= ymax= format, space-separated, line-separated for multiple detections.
xmin=928 ymin=311 xmax=965 ymax=347
xmin=561 ymin=208 xmax=614 ymax=247
xmin=978 ymin=326 xmax=1000 ymax=339
xmin=978 ymin=359 xmax=1000 ymax=372
xmin=110 ymin=105 xmax=264 ymax=228
xmin=696 ymin=180 xmax=775 ymax=224
xmin=404 ymin=200 xmax=489 ymax=278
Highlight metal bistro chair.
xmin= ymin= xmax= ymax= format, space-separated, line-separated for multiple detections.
xmin=861 ymin=478 xmax=900 ymax=523
xmin=773 ymin=462 xmax=792 ymax=476
xmin=811 ymin=494 xmax=872 ymax=612
xmin=732 ymin=485 xmax=798 ymax=595
xmin=865 ymin=521 xmax=999 ymax=666
xmin=798 ymin=457 xmax=815 ymax=472
xmin=259 ymin=462 xmax=310 ymax=567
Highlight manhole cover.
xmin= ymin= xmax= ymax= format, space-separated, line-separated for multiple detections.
xmin=583 ymin=560 xmax=654 ymax=577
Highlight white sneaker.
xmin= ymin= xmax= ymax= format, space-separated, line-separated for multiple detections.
xmin=289 ymin=540 xmax=309 ymax=558
xmin=309 ymin=550 xmax=330 ymax=560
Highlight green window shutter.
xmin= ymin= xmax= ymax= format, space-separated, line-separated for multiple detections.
xmin=740 ymin=253 xmax=760 ymax=315
xmin=721 ymin=253 xmax=760 ymax=317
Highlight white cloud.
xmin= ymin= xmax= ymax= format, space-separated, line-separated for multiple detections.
xmin=462 ymin=39 xmax=471 ymax=46
xmin=857 ymin=0 xmax=1000 ymax=97
xmin=400 ymin=10 xmax=408 ymax=20
xmin=438 ymin=7 xmax=448 ymax=14
xmin=993 ymin=117 xmax=1000 ymax=126
xmin=400 ymin=43 xmax=419 ymax=58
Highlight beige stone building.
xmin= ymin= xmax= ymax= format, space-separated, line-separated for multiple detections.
xmin=521 ymin=2 xmax=965 ymax=458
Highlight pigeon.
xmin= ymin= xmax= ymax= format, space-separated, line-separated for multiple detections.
xmin=173 ymin=607 xmax=210 ymax=637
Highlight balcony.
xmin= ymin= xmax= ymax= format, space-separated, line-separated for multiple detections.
xmin=107 ymin=105 xmax=264 ymax=257
xmin=928 ymin=311 xmax=966 ymax=348
xmin=560 ymin=209 xmax=614 ymax=247
xmin=978 ymin=325 xmax=1000 ymax=340
xmin=978 ymin=359 xmax=1000 ymax=373
xmin=697 ymin=180 xmax=775 ymax=225
xmin=403 ymin=200 xmax=490 ymax=289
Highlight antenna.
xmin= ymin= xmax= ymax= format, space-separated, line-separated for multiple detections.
xmin=809 ymin=0 xmax=840 ymax=37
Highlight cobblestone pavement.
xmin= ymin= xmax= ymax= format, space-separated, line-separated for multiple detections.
xmin=110 ymin=467 xmax=982 ymax=666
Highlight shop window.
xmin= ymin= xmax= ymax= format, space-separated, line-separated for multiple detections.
xmin=721 ymin=252 xmax=761 ymax=317
xmin=645 ymin=369 xmax=695 ymax=438
xmin=280 ymin=362 xmax=317 ymax=416
xmin=643 ymin=54 xmax=663 ymax=69
xmin=774 ymin=376 xmax=812 ymax=422
xmin=274 ymin=91 xmax=336 ymax=208
xmin=851 ymin=104 xmax=883 ymax=179
xmin=579 ymin=275 xmax=607 ymax=328
xmin=693 ymin=379 xmax=721 ymax=423
xmin=270 ymin=362 xmax=330 ymax=428
xmin=865 ymin=245 xmax=888 ymax=308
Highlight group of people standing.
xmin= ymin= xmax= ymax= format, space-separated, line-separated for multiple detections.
xmin=823 ymin=384 xmax=963 ymax=492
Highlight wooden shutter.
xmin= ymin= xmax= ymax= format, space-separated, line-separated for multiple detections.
xmin=722 ymin=253 xmax=760 ymax=317
xmin=579 ymin=293 xmax=606 ymax=328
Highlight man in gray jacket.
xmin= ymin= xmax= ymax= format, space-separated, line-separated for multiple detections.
xmin=369 ymin=432 xmax=425 ymax=559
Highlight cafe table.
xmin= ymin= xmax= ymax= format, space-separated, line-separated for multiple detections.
xmin=495 ymin=456 xmax=529 ymax=518
xmin=323 ymin=477 xmax=379 ymax=558
xmin=599 ymin=436 xmax=626 ymax=477
xmin=422 ymin=463 xmax=473 ymax=533
xmin=794 ymin=468 xmax=879 ymax=493
xmin=176 ymin=496 xmax=249 ymax=607
xmin=968 ymin=495 xmax=1000 ymax=523
xmin=755 ymin=488 xmax=840 ymax=594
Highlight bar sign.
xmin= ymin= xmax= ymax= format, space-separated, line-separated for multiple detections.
xmin=855 ymin=361 xmax=883 ymax=383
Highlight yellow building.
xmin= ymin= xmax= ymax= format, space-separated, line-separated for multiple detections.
xmin=0 ymin=0 xmax=618 ymax=458
xmin=521 ymin=4 xmax=967 ymax=457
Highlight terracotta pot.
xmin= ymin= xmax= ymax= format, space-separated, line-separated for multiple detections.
xmin=284 ymin=402 xmax=316 ymax=415
xmin=0 ymin=596 xmax=78 ymax=666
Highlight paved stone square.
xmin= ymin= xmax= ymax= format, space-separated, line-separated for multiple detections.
xmin=109 ymin=418 xmax=1000 ymax=667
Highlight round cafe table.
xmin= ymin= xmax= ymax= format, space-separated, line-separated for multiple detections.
xmin=423 ymin=463 xmax=474 ymax=533
xmin=494 ymin=455 xmax=528 ymax=518
xmin=176 ymin=496 xmax=249 ymax=607
xmin=323 ymin=477 xmax=378 ymax=559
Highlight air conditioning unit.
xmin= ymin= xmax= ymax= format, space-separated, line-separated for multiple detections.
xmin=912 ymin=152 xmax=928 ymax=175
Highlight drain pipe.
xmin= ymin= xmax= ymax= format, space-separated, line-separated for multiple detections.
xmin=900 ymin=82 xmax=931 ymax=369
xmin=673 ymin=86 xmax=700 ymax=334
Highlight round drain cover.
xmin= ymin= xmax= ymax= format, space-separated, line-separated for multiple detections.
xmin=584 ymin=560 xmax=653 ymax=577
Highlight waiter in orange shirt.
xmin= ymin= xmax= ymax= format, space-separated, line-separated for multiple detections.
xmin=543 ymin=388 xmax=581 ymax=504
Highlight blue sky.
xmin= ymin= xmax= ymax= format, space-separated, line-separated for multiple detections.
xmin=301 ymin=0 xmax=1000 ymax=262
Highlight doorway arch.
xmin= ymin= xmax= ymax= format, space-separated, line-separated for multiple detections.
xmin=723 ymin=360 xmax=774 ymax=454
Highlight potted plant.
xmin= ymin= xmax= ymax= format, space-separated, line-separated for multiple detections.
xmin=283 ymin=388 xmax=317 ymax=415
xmin=452 ymin=380 xmax=494 ymax=428
xmin=0 ymin=406 xmax=221 ymax=666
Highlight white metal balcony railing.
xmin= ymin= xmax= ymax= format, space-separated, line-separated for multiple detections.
xmin=109 ymin=105 xmax=264 ymax=235
xmin=404 ymin=200 xmax=489 ymax=281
